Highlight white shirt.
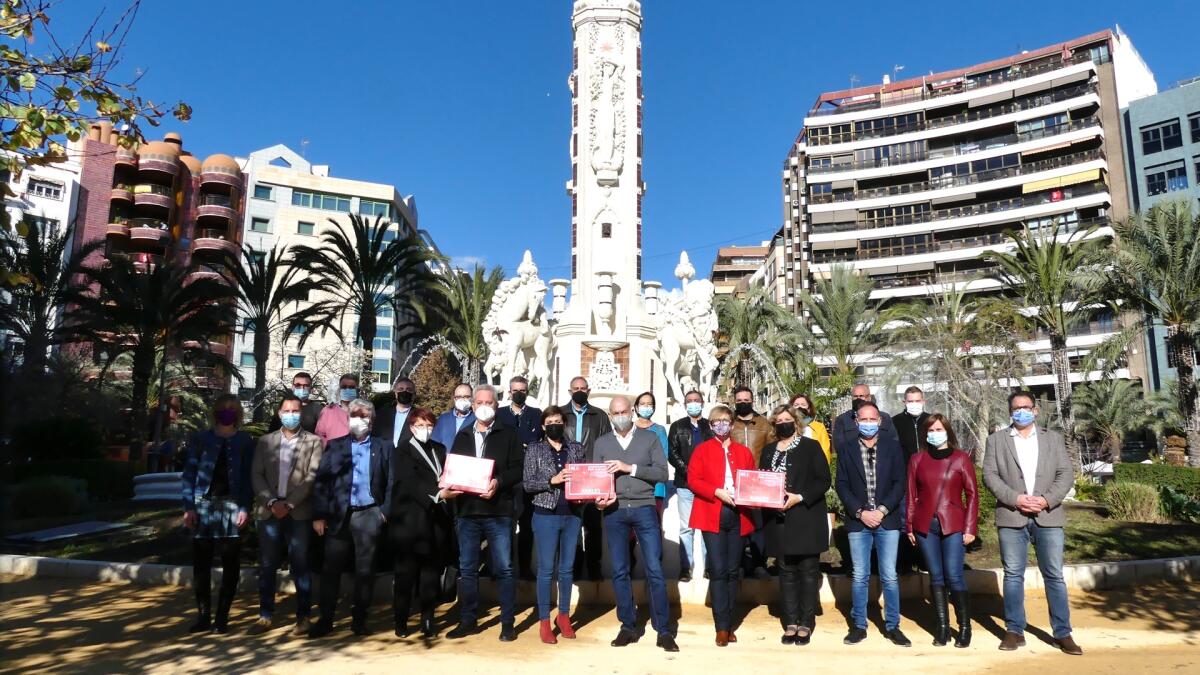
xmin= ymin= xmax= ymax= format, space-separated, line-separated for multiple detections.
xmin=613 ymin=429 xmax=638 ymax=476
xmin=277 ymin=434 xmax=298 ymax=498
xmin=1010 ymin=425 xmax=1039 ymax=495
xmin=473 ymin=424 xmax=492 ymax=458
xmin=721 ymin=443 xmax=735 ymax=492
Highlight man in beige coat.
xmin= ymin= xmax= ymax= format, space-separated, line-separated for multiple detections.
xmin=249 ymin=393 xmax=324 ymax=635
xmin=983 ymin=390 xmax=1081 ymax=656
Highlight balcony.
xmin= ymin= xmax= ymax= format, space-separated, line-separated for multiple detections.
xmin=128 ymin=220 xmax=172 ymax=247
xmin=132 ymin=183 xmax=174 ymax=210
xmin=199 ymin=165 xmax=241 ymax=188
xmin=182 ymin=339 xmax=231 ymax=356
xmin=191 ymin=228 xmax=239 ymax=258
xmin=110 ymin=184 xmax=133 ymax=201
xmin=128 ymin=252 xmax=166 ymax=274
xmin=106 ymin=219 xmax=130 ymax=238
xmin=137 ymin=151 xmax=179 ymax=175
xmin=196 ymin=193 xmax=237 ymax=221
xmin=114 ymin=146 xmax=137 ymax=167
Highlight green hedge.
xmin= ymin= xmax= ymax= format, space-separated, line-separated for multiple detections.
xmin=7 ymin=460 xmax=136 ymax=501
xmin=8 ymin=476 xmax=89 ymax=518
xmin=1114 ymin=463 xmax=1200 ymax=498
xmin=975 ymin=467 xmax=997 ymax=516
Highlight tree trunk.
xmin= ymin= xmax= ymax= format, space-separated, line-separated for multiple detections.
xmin=1168 ymin=326 xmax=1200 ymax=467
xmin=1049 ymin=336 xmax=1080 ymax=473
xmin=253 ymin=328 xmax=270 ymax=422
xmin=128 ymin=344 xmax=156 ymax=463
xmin=359 ymin=312 xmax=377 ymax=393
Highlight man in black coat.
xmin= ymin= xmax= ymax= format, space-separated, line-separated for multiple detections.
xmin=560 ymin=376 xmax=612 ymax=580
xmin=268 ymin=371 xmax=323 ymax=433
xmin=495 ymin=375 xmax=543 ymax=580
xmin=893 ymin=385 xmax=931 ymax=464
xmin=667 ymin=389 xmax=712 ymax=581
xmin=374 ymin=377 xmax=417 ymax=448
xmin=832 ymin=383 xmax=900 ymax=457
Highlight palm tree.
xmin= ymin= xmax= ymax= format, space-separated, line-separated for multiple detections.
xmin=289 ymin=213 xmax=443 ymax=390
xmin=0 ymin=219 xmax=101 ymax=376
xmin=714 ymin=285 xmax=800 ymax=396
xmin=797 ymin=264 xmax=887 ymax=380
xmin=985 ymin=220 xmax=1107 ymax=472
xmin=1098 ymin=202 xmax=1200 ymax=467
xmin=226 ymin=244 xmax=330 ymax=421
xmin=64 ymin=254 xmax=237 ymax=459
xmin=436 ymin=263 xmax=504 ymax=386
xmin=1072 ymin=378 xmax=1154 ymax=464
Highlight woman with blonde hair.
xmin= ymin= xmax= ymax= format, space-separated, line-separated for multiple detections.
xmin=789 ymin=394 xmax=831 ymax=461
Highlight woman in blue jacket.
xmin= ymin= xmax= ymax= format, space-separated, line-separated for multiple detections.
xmin=181 ymin=394 xmax=255 ymax=634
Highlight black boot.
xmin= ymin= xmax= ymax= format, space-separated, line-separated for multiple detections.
xmin=188 ymin=596 xmax=212 ymax=634
xmin=930 ymin=585 xmax=950 ymax=646
xmin=420 ymin=610 xmax=437 ymax=638
xmin=213 ymin=575 xmax=237 ymax=634
xmin=951 ymin=590 xmax=972 ymax=648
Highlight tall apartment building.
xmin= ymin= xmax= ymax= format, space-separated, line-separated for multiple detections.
xmin=234 ymin=144 xmax=429 ymax=396
xmin=710 ymin=244 xmax=770 ymax=296
xmin=1121 ymin=76 xmax=1200 ymax=391
xmin=780 ymin=28 xmax=1157 ymax=394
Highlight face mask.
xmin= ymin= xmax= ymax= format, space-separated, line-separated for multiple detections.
xmin=280 ymin=412 xmax=301 ymax=430
xmin=511 ymin=391 xmax=527 ymax=406
xmin=571 ymin=390 xmax=589 ymax=407
xmin=926 ymin=431 xmax=948 ymax=447
xmin=474 ymin=404 xmax=496 ymax=423
xmin=293 ymin=387 xmax=311 ymax=400
xmin=774 ymin=422 xmax=796 ymax=438
xmin=636 ymin=405 xmax=654 ymax=419
xmin=340 ymin=387 xmax=357 ymax=402
xmin=686 ymin=402 xmax=703 ymax=418
xmin=413 ymin=427 xmax=431 ymax=444
xmin=348 ymin=417 xmax=370 ymax=438
xmin=395 ymin=391 xmax=414 ymax=406
xmin=906 ymin=402 xmax=924 ymax=416
xmin=215 ymin=408 xmax=238 ymax=426
xmin=1011 ymin=409 xmax=1036 ymax=427
xmin=735 ymin=402 xmax=754 ymax=417
xmin=802 ymin=416 xmax=814 ymax=425
xmin=857 ymin=421 xmax=880 ymax=439
xmin=711 ymin=420 xmax=732 ymax=437
xmin=454 ymin=398 xmax=471 ymax=413
xmin=611 ymin=414 xmax=633 ymax=434
xmin=545 ymin=423 xmax=565 ymax=441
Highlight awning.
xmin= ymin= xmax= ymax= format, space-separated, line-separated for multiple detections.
xmin=1021 ymin=140 xmax=1075 ymax=157
xmin=1022 ymin=168 xmax=1102 ymax=193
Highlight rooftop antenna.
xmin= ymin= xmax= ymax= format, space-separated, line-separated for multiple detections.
xmin=892 ymin=64 xmax=905 ymax=82
xmin=849 ymin=73 xmax=860 ymax=88
xmin=300 ymin=138 xmax=309 ymax=158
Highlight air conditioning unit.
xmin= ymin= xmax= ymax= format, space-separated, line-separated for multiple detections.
xmin=792 ymin=200 xmax=800 ymax=206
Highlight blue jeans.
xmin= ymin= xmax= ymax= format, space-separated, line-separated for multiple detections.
xmin=848 ymin=527 xmax=901 ymax=631
xmin=916 ymin=517 xmax=966 ymax=591
xmin=256 ymin=515 xmax=311 ymax=619
xmin=605 ymin=505 xmax=670 ymax=636
xmin=998 ymin=520 xmax=1072 ymax=638
xmin=531 ymin=512 xmax=582 ymax=620
xmin=675 ymin=488 xmax=705 ymax=575
xmin=456 ymin=516 xmax=515 ymax=626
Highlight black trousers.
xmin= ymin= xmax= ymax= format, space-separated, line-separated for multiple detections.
xmin=193 ymin=538 xmax=240 ymax=613
xmin=515 ymin=491 xmax=535 ymax=575
xmin=574 ymin=503 xmax=603 ymax=579
xmin=701 ymin=505 xmax=742 ymax=632
xmin=778 ymin=554 xmax=821 ymax=629
xmin=319 ymin=507 xmax=383 ymax=623
xmin=390 ymin=528 xmax=446 ymax=623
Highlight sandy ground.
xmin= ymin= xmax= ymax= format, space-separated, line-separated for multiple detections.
xmin=0 ymin=574 xmax=1196 ymax=674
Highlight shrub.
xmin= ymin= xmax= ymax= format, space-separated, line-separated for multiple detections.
xmin=1102 ymin=481 xmax=1162 ymax=523
xmin=8 ymin=417 xmax=103 ymax=461
xmin=1073 ymin=479 xmax=1105 ymax=502
xmin=1114 ymin=463 xmax=1200 ymax=498
xmin=8 ymin=460 xmax=135 ymax=501
xmin=1159 ymin=485 xmax=1200 ymax=523
xmin=9 ymin=476 xmax=88 ymax=518
xmin=975 ymin=467 xmax=997 ymax=516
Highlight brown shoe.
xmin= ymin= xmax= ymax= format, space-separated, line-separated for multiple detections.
xmin=728 ymin=632 xmax=737 ymax=643
xmin=998 ymin=631 xmax=1026 ymax=651
xmin=715 ymin=630 xmax=730 ymax=647
xmin=247 ymin=617 xmax=272 ymax=636
xmin=1054 ymin=635 xmax=1083 ymax=655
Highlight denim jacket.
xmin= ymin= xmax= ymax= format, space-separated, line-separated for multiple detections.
xmin=181 ymin=429 xmax=255 ymax=513
xmin=523 ymin=439 xmax=587 ymax=511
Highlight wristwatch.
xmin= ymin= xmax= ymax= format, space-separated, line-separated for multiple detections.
xmin=855 ymin=508 xmax=864 ymax=520
xmin=267 ymin=498 xmax=279 ymax=508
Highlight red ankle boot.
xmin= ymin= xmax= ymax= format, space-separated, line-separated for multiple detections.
xmin=555 ymin=613 xmax=576 ymax=639
xmin=540 ymin=619 xmax=557 ymax=644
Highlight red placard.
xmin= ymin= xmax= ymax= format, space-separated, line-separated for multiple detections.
xmin=439 ymin=453 xmax=495 ymax=495
xmin=735 ymin=469 xmax=785 ymax=508
xmin=565 ymin=463 xmax=616 ymax=501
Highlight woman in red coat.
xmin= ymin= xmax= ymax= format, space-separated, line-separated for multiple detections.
xmin=905 ymin=413 xmax=979 ymax=648
xmin=687 ymin=404 xmax=757 ymax=647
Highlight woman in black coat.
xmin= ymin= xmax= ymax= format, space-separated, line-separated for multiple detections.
xmin=387 ymin=407 xmax=455 ymax=638
xmin=759 ymin=404 xmax=831 ymax=646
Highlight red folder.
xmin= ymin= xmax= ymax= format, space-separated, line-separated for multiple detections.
xmin=439 ymin=453 xmax=495 ymax=495
xmin=565 ymin=463 xmax=616 ymax=501
xmin=735 ymin=469 xmax=785 ymax=508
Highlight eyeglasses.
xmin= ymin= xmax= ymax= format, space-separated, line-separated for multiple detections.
xmin=1011 ymin=405 xmax=1034 ymax=412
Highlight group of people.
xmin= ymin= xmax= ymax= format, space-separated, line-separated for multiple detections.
xmin=179 ymin=372 xmax=1082 ymax=655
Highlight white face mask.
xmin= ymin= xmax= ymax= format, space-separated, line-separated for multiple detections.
xmin=413 ymin=427 xmax=432 ymax=443
xmin=348 ymin=417 xmax=370 ymax=438
xmin=906 ymin=401 xmax=924 ymax=416
xmin=454 ymin=398 xmax=471 ymax=413
xmin=474 ymin=404 xmax=496 ymax=423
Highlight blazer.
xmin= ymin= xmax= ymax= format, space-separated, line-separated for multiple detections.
xmin=832 ymin=408 xmax=899 ymax=458
xmin=250 ymin=429 xmax=324 ymax=520
xmin=759 ymin=436 xmax=831 ymax=556
xmin=267 ymin=400 xmax=323 ymax=434
xmin=312 ymin=434 xmax=394 ymax=535
xmin=373 ymin=402 xmax=415 ymax=448
xmin=561 ymin=404 xmax=613 ymax=461
xmin=448 ymin=422 xmax=525 ymax=518
xmin=496 ymin=404 xmax=544 ymax=447
xmin=982 ymin=426 xmax=1073 ymax=528
xmin=387 ymin=437 xmax=454 ymax=558
xmin=687 ymin=437 xmax=756 ymax=536
xmin=905 ymin=449 xmax=979 ymax=537
xmin=433 ymin=410 xmax=474 ymax=450
xmin=835 ymin=431 xmax=906 ymax=532
xmin=522 ymin=439 xmax=588 ymax=512
xmin=181 ymin=430 xmax=255 ymax=513
xmin=667 ymin=416 xmax=712 ymax=488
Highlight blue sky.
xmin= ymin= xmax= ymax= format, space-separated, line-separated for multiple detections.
xmin=63 ymin=0 xmax=1198 ymax=284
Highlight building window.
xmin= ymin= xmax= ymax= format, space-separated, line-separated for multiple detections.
xmin=297 ymin=220 xmax=315 ymax=236
xmin=359 ymin=199 xmax=393 ymax=219
xmin=252 ymin=184 xmax=273 ymax=200
xmin=249 ymin=249 xmax=266 ymax=267
xmin=291 ymin=324 xmax=307 ymax=335
xmin=1190 ymin=113 xmax=1200 ymax=143
xmin=239 ymin=352 xmax=256 ymax=367
xmin=1146 ymin=162 xmax=1188 ymax=196
xmin=250 ymin=217 xmax=270 ymax=233
xmin=369 ymin=226 xmax=397 ymax=243
xmin=292 ymin=189 xmax=350 ymax=212
xmin=1141 ymin=120 xmax=1182 ymax=155
xmin=287 ymin=354 xmax=305 ymax=369
xmin=601 ymin=223 xmax=612 ymax=238
xmin=372 ymin=325 xmax=392 ymax=351
xmin=22 ymin=215 xmax=59 ymax=231
xmin=27 ymin=178 xmax=63 ymax=200
xmin=243 ymin=318 xmax=257 ymax=333
xmin=371 ymin=357 xmax=390 ymax=383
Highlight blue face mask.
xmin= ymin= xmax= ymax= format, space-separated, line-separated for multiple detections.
xmin=280 ymin=412 xmax=302 ymax=430
xmin=637 ymin=406 xmax=654 ymax=419
xmin=340 ymin=387 xmax=357 ymax=402
xmin=293 ymin=387 xmax=310 ymax=400
xmin=686 ymin=402 xmax=703 ymax=417
xmin=1011 ymin=409 xmax=1036 ymax=427
xmin=857 ymin=421 xmax=880 ymax=438
xmin=926 ymin=431 xmax=948 ymax=447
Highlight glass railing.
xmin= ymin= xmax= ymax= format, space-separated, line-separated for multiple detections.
xmin=129 ymin=217 xmax=168 ymax=230
xmin=849 ymin=181 xmax=1109 ymax=231
xmin=198 ymin=194 xmax=232 ymax=207
xmin=132 ymin=183 xmax=173 ymax=196
xmin=195 ymin=228 xmax=233 ymax=241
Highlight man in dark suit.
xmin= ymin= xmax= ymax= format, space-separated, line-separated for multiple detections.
xmin=495 ymin=375 xmax=543 ymax=580
xmin=560 ymin=376 xmax=612 ymax=580
xmin=892 ymin=385 xmax=931 ymax=574
xmin=309 ymin=398 xmax=393 ymax=638
xmin=374 ymin=377 xmax=417 ymax=448
xmin=835 ymin=402 xmax=910 ymax=648
xmin=832 ymin=383 xmax=900 ymax=457
xmin=268 ymin=371 xmax=323 ymax=433
xmin=444 ymin=384 xmax=525 ymax=643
